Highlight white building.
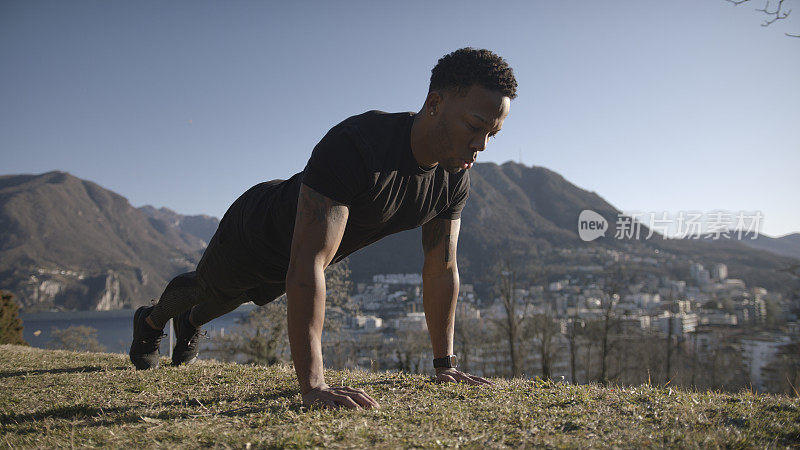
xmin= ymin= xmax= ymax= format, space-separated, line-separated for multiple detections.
xmin=653 ymin=312 xmax=698 ymax=335
xmin=394 ymin=312 xmax=427 ymax=332
xmin=724 ymin=279 xmax=747 ymax=290
xmin=699 ymin=311 xmax=737 ymax=326
xmin=690 ymin=263 xmax=704 ymax=279
xmin=623 ymin=293 xmax=661 ymax=309
xmin=353 ymin=315 xmax=383 ymax=330
xmin=712 ymin=263 xmax=728 ymax=281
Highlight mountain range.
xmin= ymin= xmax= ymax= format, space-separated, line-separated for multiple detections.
xmin=1 ymin=167 xmax=797 ymax=311
xmin=348 ymin=163 xmax=799 ymax=297
xmin=0 ymin=171 xmax=217 ymax=311
xmin=739 ymin=232 xmax=800 ymax=261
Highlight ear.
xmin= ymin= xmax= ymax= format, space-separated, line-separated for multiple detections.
xmin=424 ymin=91 xmax=443 ymax=116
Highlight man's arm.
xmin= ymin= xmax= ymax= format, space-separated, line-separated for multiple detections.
xmin=421 ymin=217 xmax=491 ymax=385
xmin=286 ymin=183 xmax=379 ymax=409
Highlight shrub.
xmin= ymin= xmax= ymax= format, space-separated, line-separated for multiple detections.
xmin=0 ymin=290 xmax=27 ymax=345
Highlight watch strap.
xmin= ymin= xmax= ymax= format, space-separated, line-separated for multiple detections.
xmin=433 ymin=354 xmax=458 ymax=369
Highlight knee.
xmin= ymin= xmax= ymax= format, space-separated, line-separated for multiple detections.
xmin=167 ymin=272 xmax=199 ymax=290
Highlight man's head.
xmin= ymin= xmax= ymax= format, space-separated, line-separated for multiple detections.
xmin=420 ymin=48 xmax=517 ymax=174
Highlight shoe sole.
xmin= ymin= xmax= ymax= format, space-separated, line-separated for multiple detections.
xmin=172 ymin=356 xmax=198 ymax=367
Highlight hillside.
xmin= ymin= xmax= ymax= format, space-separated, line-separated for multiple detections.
xmin=739 ymin=232 xmax=800 ymax=261
xmin=1 ymin=345 xmax=798 ymax=447
xmin=347 ymin=161 xmax=800 ymax=295
xmin=0 ymin=171 xmax=217 ymax=311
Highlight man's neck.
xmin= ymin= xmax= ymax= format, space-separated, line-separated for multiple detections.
xmin=410 ymin=113 xmax=438 ymax=170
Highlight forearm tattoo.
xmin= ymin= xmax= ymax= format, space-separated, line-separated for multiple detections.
xmin=422 ymin=219 xmax=454 ymax=263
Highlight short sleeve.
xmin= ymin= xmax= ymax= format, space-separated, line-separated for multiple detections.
xmin=301 ymin=126 xmax=369 ymax=206
xmin=435 ymin=171 xmax=470 ymax=220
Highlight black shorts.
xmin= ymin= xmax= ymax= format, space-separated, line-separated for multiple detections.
xmin=196 ymin=188 xmax=288 ymax=306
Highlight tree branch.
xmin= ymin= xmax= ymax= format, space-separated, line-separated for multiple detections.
xmin=724 ymin=0 xmax=800 ymax=37
xmin=755 ymin=0 xmax=791 ymax=26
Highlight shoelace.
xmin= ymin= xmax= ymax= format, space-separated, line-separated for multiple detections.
xmin=181 ymin=329 xmax=208 ymax=346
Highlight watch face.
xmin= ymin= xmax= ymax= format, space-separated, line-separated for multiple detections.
xmin=449 ymin=355 xmax=458 ymax=368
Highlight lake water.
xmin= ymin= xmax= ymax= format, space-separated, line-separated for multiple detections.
xmin=19 ymin=303 xmax=259 ymax=356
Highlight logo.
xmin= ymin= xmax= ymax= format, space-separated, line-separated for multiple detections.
xmin=577 ymin=209 xmax=764 ymax=241
xmin=578 ymin=210 xmax=608 ymax=241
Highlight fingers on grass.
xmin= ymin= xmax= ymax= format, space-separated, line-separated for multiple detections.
xmin=341 ymin=390 xmax=376 ymax=408
xmin=330 ymin=393 xmax=361 ymax=409
xmin=466 ymin=374 xmax=492 ymax=385
xmin=462 ymin=376 xmax=480 ymax=385
xmin=356 ymin=393 xmax=381 ymax=409
xmin=338 ymin=386 xmax=380 ymax=408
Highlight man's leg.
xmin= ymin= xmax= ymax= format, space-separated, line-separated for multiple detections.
xmin=139 ymin=269 xmax=247 ymax=335
xmin=188 ymin=293 xmax=249 ymax=326
xmin=145 ymin=271 xmax=205 ymax=331
xmin=131 ymin=227 xmax=256 ymax=368
xmin=130 ymin=181 xmax=286 ymax=369
xmin=190 ymin=281 xmax=286 ymax=326
xmin=130 ymin=271 xmax=221 ymax=369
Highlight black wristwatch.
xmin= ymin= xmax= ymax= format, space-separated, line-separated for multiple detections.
xmin=433 ymin=354 xmax=458 ymax=369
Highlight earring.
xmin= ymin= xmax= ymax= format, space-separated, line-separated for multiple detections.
xmin=430 ymin=111 xmax=435 ymax=116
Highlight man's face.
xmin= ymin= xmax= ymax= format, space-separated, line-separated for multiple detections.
xmin=431 ymin=85 xmax=511 ymax=174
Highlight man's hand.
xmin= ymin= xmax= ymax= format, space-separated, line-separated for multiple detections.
xmin=302 ymin=385 xmax=380 ymax=409
xmin=435 ymin=368 xmax=493 ymax=385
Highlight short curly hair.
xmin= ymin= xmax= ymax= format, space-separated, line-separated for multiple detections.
xmin=429 ymin=47 xmax=517 ymax=99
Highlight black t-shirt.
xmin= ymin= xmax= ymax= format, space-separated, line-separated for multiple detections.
xmin=236 ymin=110 xmax=469 ymax=281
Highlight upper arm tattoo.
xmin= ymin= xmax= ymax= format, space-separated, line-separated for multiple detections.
xmin=290 ymin=184 xmax=349 ymax=268
xmin=297 ymin=184 xmax=347 ymax=226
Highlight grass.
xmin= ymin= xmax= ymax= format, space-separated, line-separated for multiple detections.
xmin=1 ymin=344 xmax=799 ymax=448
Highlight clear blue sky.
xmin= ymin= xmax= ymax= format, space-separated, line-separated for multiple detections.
xmin=2 ymin=0 xmax=798 ymax=237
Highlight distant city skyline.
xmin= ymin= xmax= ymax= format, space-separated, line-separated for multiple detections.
xmin=2 ymin=1 xmax=798 ymax=237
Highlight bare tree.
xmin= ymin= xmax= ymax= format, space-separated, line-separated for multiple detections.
xmin=526 ymin=311 xmax=561 ymax=380
xmin=725 ymin=0 xmax=800 ymax=37
xmin=454 ymin=306 xmax=485 ymax=374
xmin=390 ymin=328 xmax=431 ymax=374
xmin=207 ymin=298 xmax=289 ymax=365
xmin=320 ymin=258 xmax=361 ymax=369
xmin=761 ymin=263 xmax=800 ymax=395
xmin=763 ymin=340 xmax=800 ymax=395
xmin=489 ymin=249 xmax=544 ymax=378
xmin=493 ymin=258 xmax=527 ymax=377
xmin=661 ymin=294 xmax=678 ymax=384
xmin=492 ymin=251 xmax=536 ymax=377
xmin=323 ymin=258 xmax=356 ymax=322
xmin=565 ymin=315 xmax=585 ymax=384
xmin=696 ymin=333 xmax=751 ymax=392
xmin=594 ymin=265 xmax=626 ymax=384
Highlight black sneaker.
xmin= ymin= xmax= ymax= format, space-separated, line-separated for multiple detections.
xmin=172 ymin=309 xmax=203 ymax=366
xmin=129 ymin=306 xmax=165 ymax=370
